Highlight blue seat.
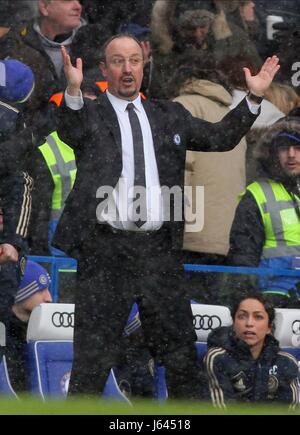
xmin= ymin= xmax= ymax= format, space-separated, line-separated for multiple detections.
xmin=154 ymin=303 xmax=232 ymax=400
xmin=26 ymin=340 xmax=130 ymax=402
xmin=0 ymin=357 xmax=18 ymax=397
xmin=26 ymin=304 xmax=130 ymax=402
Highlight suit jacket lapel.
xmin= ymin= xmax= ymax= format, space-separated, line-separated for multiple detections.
xmin=142 ymin=100 xmax=164 ymax=175
xmin=97 ymin=93 xmax=122 ymax=154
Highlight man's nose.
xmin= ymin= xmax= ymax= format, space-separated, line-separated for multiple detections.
xmin=73 ymin=1 xmax=82 ymax=10
xmin=44 ymin=289 xmax=53 ymax=303
xmin=122 ymin=60 xmax=133 ymax=73
xmin=288 ymin=146 xmax=296 ymax=158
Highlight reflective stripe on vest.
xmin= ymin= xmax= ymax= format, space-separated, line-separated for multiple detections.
xmin=247 ymin=180 xmax=300 ymax=258
xmin=39 ymin=132 xmax=77 ymax=220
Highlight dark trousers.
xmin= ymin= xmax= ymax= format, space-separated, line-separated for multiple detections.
xmin=69 ymin=225 xmax=201 ymax=399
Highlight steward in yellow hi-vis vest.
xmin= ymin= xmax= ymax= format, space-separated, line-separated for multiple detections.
xmin=39 ymin=132 xmax=77 ymax=255
xmin=228 ymin=117 xmax=300 ymax=307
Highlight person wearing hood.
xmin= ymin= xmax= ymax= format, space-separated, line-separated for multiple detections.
xmin=149 ymin=0 xmax=262 ymax=99
xmin=204 ymin=292 xmax=299 ymax=408
xmin=0 ymin=59 xmax=35 ymax=142
xmin=5 ymin=260 xmax=52 ymax=393
xmin=228 ymin=117 xmax=300 ymax=306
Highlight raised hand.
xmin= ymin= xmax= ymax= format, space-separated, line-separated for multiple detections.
xmin=61 ymin=45 xmax=83 ymax=96
xmin=0 ymin=244 xmax=18 ymax=264
xmin=244 ymin=56 xmax=280 ymax=97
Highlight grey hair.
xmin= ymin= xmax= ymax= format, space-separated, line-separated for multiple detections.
xmin=27 ymin=0 xmax=51 ymax=19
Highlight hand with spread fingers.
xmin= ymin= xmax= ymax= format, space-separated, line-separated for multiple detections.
xmin=0 ymin=244 xmax=18 ymax=264
xmin=61 ymin=45 xmax=83 ymax=97
xmin=244 ymin=55 xmax=281 ymax=97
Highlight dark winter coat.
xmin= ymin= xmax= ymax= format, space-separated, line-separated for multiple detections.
xmin=0 ymin=172 xmax=33 ymax=250
xmin=0 ymin=100 xmax=25 ymax=143
xmin=204 ymin=326 xmax=299 ymax=407
xmin=0 ymin=25 xmax=61 ymax=112
xmin=0 ymin=97 xmax=33 ymax=248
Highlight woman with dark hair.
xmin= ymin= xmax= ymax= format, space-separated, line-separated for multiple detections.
xmin=204 ymin=292 xmax=299 ymax=408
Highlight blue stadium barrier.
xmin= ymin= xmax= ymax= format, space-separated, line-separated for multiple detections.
xmin=27 ymin=259 xmax=300 ymax=303
xmin=184 ymin=264 xmax=300 ymax=278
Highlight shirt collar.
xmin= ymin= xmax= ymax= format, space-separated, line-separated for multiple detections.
xmin=106 ymin=90 xmax=142 ymax=114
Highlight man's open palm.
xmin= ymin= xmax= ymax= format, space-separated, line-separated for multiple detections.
xmin=61 ymin=45 xmax=83 ymax=95
xmin=244 ymin=56 xmax=280 ymax=96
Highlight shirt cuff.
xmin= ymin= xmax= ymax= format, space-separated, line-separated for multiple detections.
xmin=64 ymin=89 xmax=84 ymax=110
xmin=246 ymin=97 xmax=260 ymax=115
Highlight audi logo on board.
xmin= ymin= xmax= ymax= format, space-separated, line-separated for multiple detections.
xmin=52 ymin=312 xmax=75 ymax=328
xmin=292 ymin=320 xmax=300 ymax=335
xmin=193 ymin=315 xmax=222 ymax=331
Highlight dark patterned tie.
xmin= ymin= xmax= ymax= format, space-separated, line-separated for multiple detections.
xmin=127 ymin=103 xmax=147 ymax=228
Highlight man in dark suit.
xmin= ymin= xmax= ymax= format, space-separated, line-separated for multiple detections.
xmin=55 ymin=36 xmax=279 ymax=399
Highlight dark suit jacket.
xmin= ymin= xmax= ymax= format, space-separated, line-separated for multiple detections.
xmin=53 ymin=93 xmax=258 ymax=256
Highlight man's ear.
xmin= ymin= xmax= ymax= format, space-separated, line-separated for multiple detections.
xmin=39 ymin=0 xmax=49 ymax=17
xmin=99 ymin=62 xmax=107 ymax=79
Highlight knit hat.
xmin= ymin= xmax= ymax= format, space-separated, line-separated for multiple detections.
xmin=271 ymin=116 xmax=300 ymax=149
xmin=272 ymin=132 xmax=300 ymax=149
xmin=15 ymin=261 xmax=51 ymax=304
xmin=119 ymin=23 xmax=150 ymax=40
xmin=0 ymin=60 xmax=35 ymax=103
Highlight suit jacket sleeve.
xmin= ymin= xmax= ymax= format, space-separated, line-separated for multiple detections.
xmin=176 ymin=97 xmax=259 ymax=152
xmin=56 ymin=98 xmax=96 ymax=151
xmin=0 ymin=172 xmax=33 ymax=250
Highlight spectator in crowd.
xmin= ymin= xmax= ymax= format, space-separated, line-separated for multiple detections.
xmin=0 ymin=59 xmax=36 ymax=139
xmin=0 ymin=59 xmax=35 ymax=142
xmin=149 ymin=0 xmax=262 ymax=99
xmin=255 ymin=0 xmax=300 ymax=61
xmin=0 ymin=0 xmax=33 ymax=42
xmin=81 ymin=0 xmax=154 ymax=33
xmin=228 ymin=117 xmax=300 ymax=307
xmin=0 ymin=0 xmax=85 ymax=118
xmin=0 ymin=170 xmax=33 ymax=362
xmin=169 ymin=53 xmax=247 ymax=304
xmin=54 ymin=34 xmax=279 ymax=398
xmin=0 ymin=58 xmax=34 ymax=361
xmin=204 ymin=291 xmax=299 ymax=408
xmin=217 ymin=0 xmax=263 ymax=50
xmin=264 ymin=83 xmax=300 ymax=116
xmin=5 ymin=260 xmax=52 ymax=393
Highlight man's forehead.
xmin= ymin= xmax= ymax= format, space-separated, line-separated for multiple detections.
xmin=106 ymin=37 xmax=143 ymax=56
